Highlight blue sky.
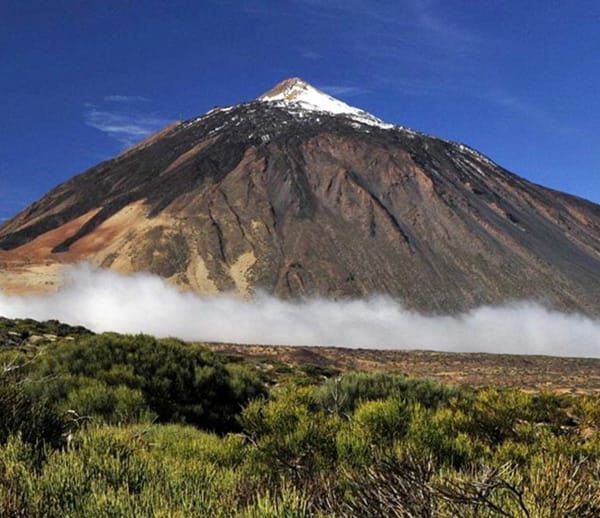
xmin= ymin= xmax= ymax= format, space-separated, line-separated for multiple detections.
xmin=1 ymin=0 xmax=599 ymax=221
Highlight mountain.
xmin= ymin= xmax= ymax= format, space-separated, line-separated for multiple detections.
xmin=1 ymin=78 xmax=600 ymax=315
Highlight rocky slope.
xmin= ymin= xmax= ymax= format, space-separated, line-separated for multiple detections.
xmin=1 ymin=78 xmax=600 ymax=314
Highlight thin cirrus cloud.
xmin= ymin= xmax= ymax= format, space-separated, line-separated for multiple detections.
xmin=481 ymin=89 xmax=575 ymax=136
xmin=294 ymin=1 xmax=568 ymax=133
xmin=84 ymin=96 xmax=170 ymax=146
xmin=295 ymin=0 xmax=483 ymax=59
xmin=289 ymin=0 xmax=495 ymax=116
xmin=103 ymin=95 xmax=151 ymax=103
xmin=298 ymin=48 xmax=322 ymax=60
xmin=319 ymin=84 xmax=372 ymax=97
xmin=295 ymin=0 xmax=548 ymax=120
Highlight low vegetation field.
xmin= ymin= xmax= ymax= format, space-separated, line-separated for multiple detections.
xmin=1 ymin=317 xmax=600 ymax=516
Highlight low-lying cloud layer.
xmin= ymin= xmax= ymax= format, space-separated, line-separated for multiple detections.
xmin=1 ymin=265 xmax=599 ymax=358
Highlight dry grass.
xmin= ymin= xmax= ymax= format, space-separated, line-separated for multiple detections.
xmin=206 ymin=343 xmax=600 ymax=394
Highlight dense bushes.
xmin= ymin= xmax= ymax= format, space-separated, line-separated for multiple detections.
xmin=1 ymin=327 xmax=600 ymax=516
xmin=240 ymin=393 xmax=341 ymax=482
xmin=29 ymin=334 xmax=265 ymax=432
xmin=0 ymin=370 xmax=64 ymax=450
xmin=2 ymin=424 xmax=598 ymax=517
xmin=314 ymin=371 xmax=463 ymax=415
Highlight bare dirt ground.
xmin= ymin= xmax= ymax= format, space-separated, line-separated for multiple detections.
xmin=206 ymin=343 xmax=600 ymax=394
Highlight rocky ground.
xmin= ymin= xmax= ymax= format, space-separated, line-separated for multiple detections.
xmin=207 ymin=342 xmax=600 ymax=394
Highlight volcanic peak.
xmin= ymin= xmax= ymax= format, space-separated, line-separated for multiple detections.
xmin=258 ymin=77 xmax=395 ymax=129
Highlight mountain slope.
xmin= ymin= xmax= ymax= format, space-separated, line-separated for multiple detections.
xmin=1 ymin=78 xmax=600 ymax=314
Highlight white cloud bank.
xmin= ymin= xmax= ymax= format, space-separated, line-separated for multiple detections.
xmin=0 ymin=265 xmax=599 ymax=358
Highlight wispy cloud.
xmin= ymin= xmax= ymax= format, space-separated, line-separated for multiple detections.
xmin=84 ymin=96 xmax=170 ymax=146
xmin=287 ymin=0 xmax=490 ymax=103
xmin=482 ymin=89 xmax=574 ymax=135
xmin=294 ymin=0 xmax=483 ymax=56
xmin=406 ymin=0 xmax=482 ymax=53
xmin=103 ymin=95 xmax=150 ymax=103
xmin=298 ymin=48 xmax=322 ymax=60
xmin=85 ymin=109 xmax=169 ymax=145
xmin=319 ymin=84 xmax=372 ymax=97
xmin=293 ymin=1 xmax=572 ymax=134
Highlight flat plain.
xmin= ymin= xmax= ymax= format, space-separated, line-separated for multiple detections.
xmin=207 ymin=343 xmax=600 ymax=394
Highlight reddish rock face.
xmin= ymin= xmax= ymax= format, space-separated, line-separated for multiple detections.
xmin=1 ymin=79 xmax=600 ymax=314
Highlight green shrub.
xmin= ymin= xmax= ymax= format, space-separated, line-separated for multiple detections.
xmin=32 ymin=334 xmax=265 ymax=432
xmin=61 ymin=378 xmax=149 ymax=424
xmin=352 ymin=398 xmax=410 ymax=446
xmin=0 ymin=370 xmax=64 ymax=449
xmin=0 ymin=435 xmax=37 ymax=517
xmin=405 ymin=405 xmax=479 ymax=468
xmin=315 ymin=372 xmax=463 ymax=415
xmin=240 ymin=395 xmax=340 ymax=480
xmin=574 ymin=395 xmax=600 ymax=429
xmin=243 ymin=483 xmax=312 ymax=518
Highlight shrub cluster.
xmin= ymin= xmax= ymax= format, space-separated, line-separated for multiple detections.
xmin=1 ymin=327 xmax=600 ymax=516
xmin=29 ymin=333 xmax=265 ymax=432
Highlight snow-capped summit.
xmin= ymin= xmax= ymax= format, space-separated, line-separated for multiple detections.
xmin=258 ymin=77 xmax=394 ymax=129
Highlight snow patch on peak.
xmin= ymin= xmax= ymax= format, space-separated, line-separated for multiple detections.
xmin=259 ymin=78 xmax=395 ymax=130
